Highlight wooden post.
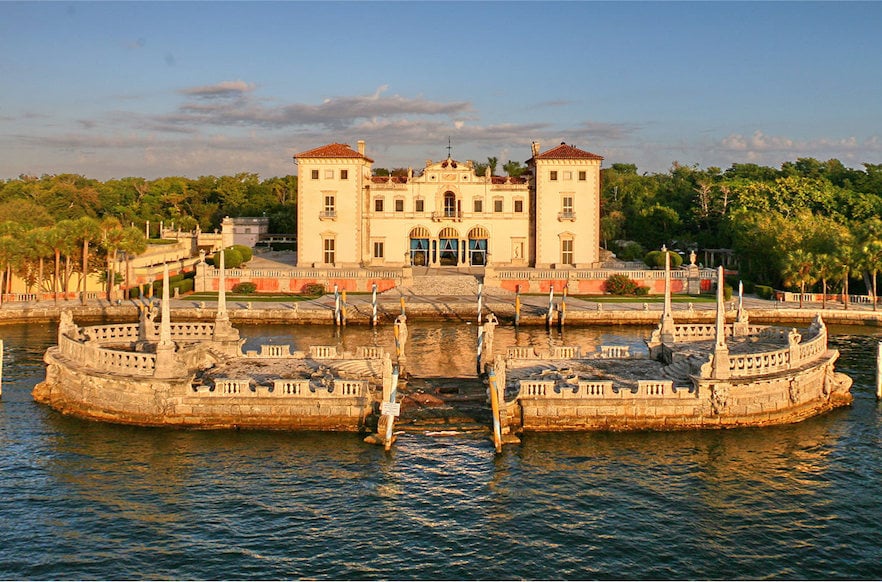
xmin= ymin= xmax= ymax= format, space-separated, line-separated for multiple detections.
xmin=341 ymin=290 xmax=347 ymax=327
xmin=476 ymin=324 xmax=484 ymax=375
xmin=559 ymin=285 xmax=567 ymax=329
xmin=371 ymin=283 xmax=378 ymax=327
xmin=514 ymin=285 xmax=521 ymax=327
xmin=333 ymin=284 xmax=340 ymax=327
xmin=487 ymin=367 xmax=503 ymax=453
xmin=383 ymin=365 xmax=400 ymax=451
xmin=877 ymin=342 xmax=882 ymax=400
xmin=477 ymin=282 xmax=483 ymax=324
xmin=0 ymin=339 xmax=4 ymax=399
xmin=546 ymin=285 xmax=554 ymax=328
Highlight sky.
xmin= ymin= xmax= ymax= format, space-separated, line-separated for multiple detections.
xmin=1 ymin=1 xmax=881 ymax=180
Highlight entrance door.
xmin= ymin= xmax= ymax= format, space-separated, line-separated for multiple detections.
xmin=469 ymin=238 xmax=487 ymax=265
xmin=410 ymin=238 xmax=429 ymax=266
xmin=439 ymin=238 xmax=459 ymax=266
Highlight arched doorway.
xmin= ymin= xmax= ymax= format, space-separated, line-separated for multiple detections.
xmin=409 ymin=226 xmax=430 ymax=266
xmin=468 ymin=226 xmax=488 ymax=266
xmin=438 ymin=227 xmax=460 ymax=266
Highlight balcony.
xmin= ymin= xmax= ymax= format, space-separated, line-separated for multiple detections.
xmin=557 ymin=211 xmax=576 ymax=222
xmin=431 ymin=210 xmax=463 ymax=222
xmin=319 ymin=210 xmax=337 ymax=221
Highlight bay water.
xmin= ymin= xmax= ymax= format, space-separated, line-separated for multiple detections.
xmin=1 ymin=321 xmax=881 ymax=579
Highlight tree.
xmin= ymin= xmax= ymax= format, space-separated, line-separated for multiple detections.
xmin=45 ymin=220 xmax=75 ymax=303
xmin=856 ymin=218 xmax=882 ymax=311
xmin=781 ymin=248 xmax=817 ymax=308
xmin=118 ymin=227 xmax=147 ymax=295
xmin=486 ymin=157 xmax=498 ymax=176
xmin=503 ymin=160 xmax=526 ymax=178
xmin=71 ymin=216 xmax=102 ymax=305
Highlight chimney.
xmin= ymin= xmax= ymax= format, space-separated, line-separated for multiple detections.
xmin=357 ymin=140 xmax=365 ymax=156
xmin=531 ymin=141 xmax=540 ymax=158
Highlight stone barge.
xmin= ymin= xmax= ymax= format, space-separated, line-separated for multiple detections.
xmin=483 ymin=266 xmax=853 ymax=445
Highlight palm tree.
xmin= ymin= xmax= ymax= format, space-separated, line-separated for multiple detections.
xmin=72 ymin=216 xmax=101 ymax=305
xmin=45 ymin=220 xmax=75 ymax=303
xmin=118 ymin=226 xmax=147 ymax=298
xmin=855 ymin=218 xmax=882 ymax=311
xmin=100 ymin=217 xmax=125 ymax=301
xmin=782 ymin=248 xmax=817 ymax=309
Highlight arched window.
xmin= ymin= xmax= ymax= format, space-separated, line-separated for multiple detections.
xmin=443 ymin=191 xmax=457 ymax=217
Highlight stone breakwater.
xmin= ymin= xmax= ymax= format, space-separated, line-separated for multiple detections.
xmin=33 ymin=316 xmax=394 ymax=430
xmin=486 ymin=315 xmax=853 ymax=434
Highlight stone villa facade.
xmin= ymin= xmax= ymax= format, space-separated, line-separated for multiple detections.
xmin=294 ymin=140 xmax=603 ymax=269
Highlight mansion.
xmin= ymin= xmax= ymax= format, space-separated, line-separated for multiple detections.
xmin=294 ymin=140 xmax=603 ymax=269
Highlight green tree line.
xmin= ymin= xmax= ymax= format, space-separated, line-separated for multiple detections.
xmin=601 ymin=158 xmax=882 ymax=303
xmin=0 ymin=172 xmax=297 ymax=301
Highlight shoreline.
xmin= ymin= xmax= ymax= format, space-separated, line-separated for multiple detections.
xmin=2 ymin=296 xmax=882 ymax=327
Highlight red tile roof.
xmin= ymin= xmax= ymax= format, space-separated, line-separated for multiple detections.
xmin=533 ymin=142 xmax=603 ymax=161
xmin=294 ymin=143 xmax=374 ymax=163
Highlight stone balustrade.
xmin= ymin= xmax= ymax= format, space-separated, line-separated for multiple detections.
xmin=519 ymin=378 xmax=692 ymax=399
xmin=599 ymin=345 xmax=631 ymax=358
xmin=310 ymin=345 xmax=339 ymax=359
xmin=95 ymin=345 xmax=157 ymax=377
xmin=507 ymin=346 xmax=539 ymax=359
xmin=169 ymin=322 xmax=215 ymax=340
xmin=196 ymin=378 xmax=366 ymax=398
xmin=83 ymin=323 xmax=141 ymax=343
xmin=356 ymin=346 xmax=386 ymax=359
xmin=728 ymin=348 xmax=790 ymax=377
xmin=674 ymin=323 xmax=717 ymax=342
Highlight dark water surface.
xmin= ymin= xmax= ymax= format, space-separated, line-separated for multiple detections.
xmin=2 ymin=321 xmax=882 ymax=579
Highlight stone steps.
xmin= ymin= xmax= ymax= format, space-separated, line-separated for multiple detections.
xmin=388 ymin=274 xmax=481 ymax=297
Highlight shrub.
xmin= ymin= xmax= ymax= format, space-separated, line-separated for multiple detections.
xmin=644 ymin=250 xmax=684 ymax=269
xmin=604 ymin=273 xmax=640 ymax=295
xmin=213 ymin=247 xmax=244 ymax=269
xmin=612 ymin=240 xmax=644 ymax=261
xmin=232 ymin=244 xmax=253 ymax=263
xmin=723 ymin=284 xmax=733 ymax=301
xmin=755 ymin=285 xmax=774 ymax=300
xmin=302 ymin=283 xmax=325 ymax=296
xmin=635 ymin=286 xmax=650 ymax=296
xmin=232 ymin=282 xmax=257 ymax=294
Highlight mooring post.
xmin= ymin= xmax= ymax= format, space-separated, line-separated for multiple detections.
xmin=476 ymin=324 xmax=484 ymax=375
xmin=383 ymin=365 xmax=400 ymax=451
xmin=371 ymin=283 xmax=378 ymax=327
xmin=477 ymin=282 xmax=483 ymax=324
xmin=341 ymin=290 xmax=348 ymax=327
xmin=547 ymin=285 xmax=554 ymax=328
xmin=333 ymin=284 xmax=340 ymax=327
xmin=559 ymin=285 xmax=568 ymax=329
xmin=0 ymin=338 xmax=4 ymax=399
xmin=487 ymin=367 xmax=503 ymax=453
xmin=877 ymin=342 xmax=882 ymax=400
xmin=514 ymin=285 xmax=521 ymax=328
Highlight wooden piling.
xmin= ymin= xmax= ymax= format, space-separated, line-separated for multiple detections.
xmin=487 ymin=367 xmax=503 ymax=453
xmin=546 ymin=285 xmax=554 ymax=328
xmin=383 ymin=365 xmax=400 ymax=451
xmin=877 ymin=342 xmax=882 ymax=400
xmin=333 ymin=284 xmax=340 ymax=326
xmin=477 ymin=282 xmax=483 ymax=324
xmin=341 ymin=290 xmax=347 ymax=327
xmin=371 ymin=283 xmax=378 ymax=327
xmin=514 ymin=285 xmax=521 ymax=327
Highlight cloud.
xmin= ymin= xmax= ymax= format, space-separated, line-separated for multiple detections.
xmin=180 ymin=80 xmax=256 ymax=99
xmin=717 ymin=130 xmax=882 ymax=165
xmin=158 ymin=84 xmax=471 ymax=131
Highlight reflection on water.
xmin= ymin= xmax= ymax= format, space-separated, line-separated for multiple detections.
xmin=1 ymin=322 xmax=882 ymax=578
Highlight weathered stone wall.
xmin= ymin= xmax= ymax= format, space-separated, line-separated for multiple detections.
xmin=35 ymin=348 xmax=377 ymax=431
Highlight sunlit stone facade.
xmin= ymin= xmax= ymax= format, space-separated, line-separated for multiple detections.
xmin=294 ymin=140 xmax=602 ymax=269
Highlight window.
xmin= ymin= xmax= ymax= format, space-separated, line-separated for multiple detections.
xmin=323 ymin=238 xmax=335 ymax=265
xmin=579 ymin=171 xmax=586 ymax=181
xmin=563 ymin=171 xmax=572 ymax=180
xmin=514 ymin=199 xmax=524 ymax=213
xmin=375 ymin=198 xmax=384 ymax=212
xmin=340 ymin=169 xmax=348 ymax=180
xmin=561 ymin=239 xmax=574 ymax=265
xmin=550 ymin=171 xmax=558 ymax=181
xmin=493 ymin=199 xmax=503 ymax=213
xmin=373 ymin=241 xmax=384 ymax=259
xmin=395 ymin=199 xmax=404 ymax=212
xmin=324 ymin=169 xmax=334 ymax=179
xmin=311 ymin=170 xmax=319 ymax=180
xmin=473 ymin=199 xmax=483 ymax=213
xmin=443 ymin=192 xmax=456 ymax=217
xmin=563 ymin=195 xmax=573 ymax=214
xmin=415 ymin=199 xmax=425 ymax=213
xmin=323 ymin=195 xmax=335 ymax=217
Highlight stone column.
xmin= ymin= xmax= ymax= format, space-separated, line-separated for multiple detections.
xmin=153 ymin=262 xmax=183 ymax=378
xmin=659 ymin=246 xmax=676 ymax=343
xmin=711 ymin=265 xmax=731 ymax=379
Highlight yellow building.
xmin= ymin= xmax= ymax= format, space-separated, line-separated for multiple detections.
xmin=294 ymin=140 xmax=602 ymax=269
